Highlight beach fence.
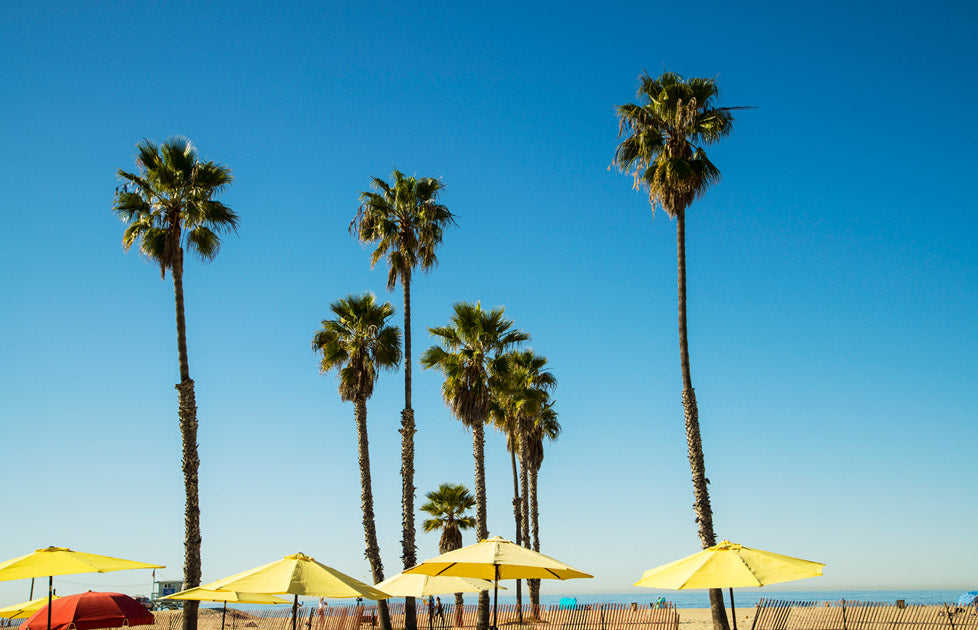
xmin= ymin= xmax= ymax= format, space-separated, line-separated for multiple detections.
xmin=751 ymin=599 xmax=978 ymax=630
xmin=143 ymin=602 xmax=679 ymax=630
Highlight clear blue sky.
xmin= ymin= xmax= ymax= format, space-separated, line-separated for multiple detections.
xmin=2 ymin=0 xmax=977 ymax=604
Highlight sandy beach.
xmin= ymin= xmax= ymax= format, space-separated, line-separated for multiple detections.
xmin=677 ymin=608 xmax=755 ymax=630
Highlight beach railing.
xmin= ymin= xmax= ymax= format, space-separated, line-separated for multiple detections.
xmin=143 ymin=602 xmax=678 ymax=630
xmin=752 ymin=599 xmax=978 ymax=630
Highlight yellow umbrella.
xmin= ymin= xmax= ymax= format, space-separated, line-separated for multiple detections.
xmin=376 ymin=573 xmax=500 ymax=597
xmin=404 ymin=536 xmax=592 ymax=630
xmin=0 ymin=547 xmax=164 ymax=630
xmin=0 ymin=548 xmax=163 ymax=581
xmin=377 ymin=574 xmax=502 ymax=630
xmin=204 ymin=553 xmax=389 ymax=630
xmin=165 ymin=587 xmax=289 ymax=630
xmin=0 ymin=597 xmax=61 ymax=620
xmin=635 ymin=541 xmax=824 ymax=630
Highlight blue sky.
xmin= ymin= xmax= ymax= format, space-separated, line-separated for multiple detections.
xmin=2 ymin=0 xmax=977 ymax=604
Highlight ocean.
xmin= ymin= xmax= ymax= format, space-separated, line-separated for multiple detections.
xmin=483 ymin=591 xmax=965 ymax=608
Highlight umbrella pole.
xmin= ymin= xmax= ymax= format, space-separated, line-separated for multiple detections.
xmin=492 ymin=565 xmax=499 ymax=630
xmin=48 ymin=576 xmax=53 ymax=630
xmin=292 ymin=595 xmax=299 ymax=630
xmin=729 ymin=589 xmax=737 ymax=630
xmin=222 ymin=602 xmax=227 ymax=630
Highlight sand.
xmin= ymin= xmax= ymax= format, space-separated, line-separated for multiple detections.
xmin=677 ymin=607 xmax=756 ymax=630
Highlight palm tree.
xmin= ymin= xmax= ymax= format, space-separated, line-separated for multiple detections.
xmin=614 ymin=71 xmax=739 ymax=630
xmin=113 ymin=138 xmax=237 ymax=630
xmin=489 ymin=351 xmax=555 ymax=621
xmin=421 ymin=302 xmax=528 ymax=630
xmin=488 ymin=388 xmax=524 ymax=614
xmin=525 ymin=403 xmax=560 ymax=614
xmin=353 ymin=169 xmax=455 ymax=630
xmin=312 ymin=293 xmax=401 ymax=630
xmin=420 ymin=483 xmax=477 ymax=627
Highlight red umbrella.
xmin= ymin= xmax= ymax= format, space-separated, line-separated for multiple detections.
xmin=22 ymin=592 xmax=154 ymax=630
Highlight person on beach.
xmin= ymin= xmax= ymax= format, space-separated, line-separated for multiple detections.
xmin=318 ymin=598 xmax=327 ymax=628
xmin=435 ymin=597 xmax=445 ymax=624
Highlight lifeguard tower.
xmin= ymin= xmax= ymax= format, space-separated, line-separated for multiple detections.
xmin=151 ymin=579 xmax=185 ymax=610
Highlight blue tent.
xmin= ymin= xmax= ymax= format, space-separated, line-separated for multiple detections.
xmin=957 ymin=592 xmax=978 ymax=606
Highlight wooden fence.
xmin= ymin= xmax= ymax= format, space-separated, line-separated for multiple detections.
xmin=143 ymin=602 xmax=679 ymax=630
xmin=751 ymin=599 xmax=978 ymax=630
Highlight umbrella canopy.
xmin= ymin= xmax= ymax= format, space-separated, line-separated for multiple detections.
xmin=635 ymin=541 xmax=823 ymax=630
xmin=403 ymin=536 xmax=592 ymax=581
xmin=205 ymin=553 xmax=389 ymax=599
xmin=21 ymin=592 xmax=154 ymax=630
xmin=0 ymin=597 xmax=61 ymax=620
xmin=0 ymin=548 xmax=163 ymax=581
xmin=634 ymin=540 xmax=824 ymax=589
xmin=165 ymin=587 xmax=290 ymax=604
xmin=375 ymin=574 xmax=500 ymax=598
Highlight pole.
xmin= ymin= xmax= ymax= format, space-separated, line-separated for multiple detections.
xmin=30 ymin=578 xmax=35 ymax=600
xmin=492 ymin=565 xmax=499 ymax=630
xmin=729 ymin=589 xmax=737 ymax=630
xmin=292 ymin=595 xmax=299 ymax=630
xmin=221 ymin=602 xmax=227 ymax=630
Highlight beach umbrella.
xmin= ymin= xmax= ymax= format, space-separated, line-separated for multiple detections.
xmin=21 ymin=591 xmax=154 ymax=630
xmin=0 ymin=597 xmax=61 ymax=620
xmin=403 ymin=536 xmax=592 ymax=630
xmin=375 ymin=573 xmax=500 ymax=597
xmin=376 ymin=574 xmax=502 ymax=630
xmin=0 ymin=547 xmax=163 ymax=630
xmin=634 ymin=540 xmax=824 ymax=630
xmin=204 ymin=553 xmax=389 ymax=630
xmin=165 ymin=587 xmax=289 ymax=630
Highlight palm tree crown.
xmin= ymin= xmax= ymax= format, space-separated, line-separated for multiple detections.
xmin=421 ymin=303 xmax=529 ymax=426
xmin=352 ymin=169 xmax=455 ymax=289
xmin=312 ymin=293 xmax=402 ymax=401
xmin=114 ymin=138 xmax=237 ymax=277
xmin=614 ymin=72 xmax=736 ymax=219
xmin=420 ymin=483 xmax=477 ymax=553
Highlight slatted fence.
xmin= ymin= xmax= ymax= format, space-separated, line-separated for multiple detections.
xmin=143 ymin=602 xmax=678 ymax=630
xmin=751 ymin=599 xmax=978 ymax=630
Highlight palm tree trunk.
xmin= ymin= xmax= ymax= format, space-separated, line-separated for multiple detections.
xmin=472 ymin=420 xmax=489 ymax=630
xmin=508 ymin=446 xmax=522 ymax=621
xmin=518 ymin=437 xmax=530 ymax=553
xmin=528 ymin=465 xmax=540 ymax=615
xmin=453 ymin=594 xmax=464 ymax=628
xmin=401 ymin=274 xmax=418 ymax=630
xmin=355 ymin=397 xmax=392 ymax=630
xmin=173 ymin=249 xmax=201 ymax=630
xmin=676 ymin=211 xmax=728 ymax=630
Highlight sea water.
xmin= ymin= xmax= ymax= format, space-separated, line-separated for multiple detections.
xmin=484 ymin=591 xmax=964 ymax=608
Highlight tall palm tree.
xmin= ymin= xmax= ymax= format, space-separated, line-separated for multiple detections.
xmin=113 ymin=138 xmax=237 ymax=630
xmin=614 ymin=71 xmax=739 ymax=630
xmin=489 ymin=351 xmax=554 ymax=622
xmin=488 ymin=389 xmax=524 ymax=614
xmin=312 ymin=293 xmax=401 ymax=630
xmin=420 ymin=483 xmax=477 ymax=627
xmin=525 ymin=403 xmax=559 ymax=614
xmin=421 ymin=302 xmax=528 ymax=630
xmin=353 ymin=169 xmax=455 ymax=630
